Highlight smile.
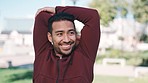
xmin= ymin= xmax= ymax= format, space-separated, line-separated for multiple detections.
xmin=61 ymin=45 xmax=71 ymax=50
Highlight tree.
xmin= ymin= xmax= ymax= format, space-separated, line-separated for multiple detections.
xmin=132 ymin=0 xmax=148 ymax=24
xmin=89 ymin=0 xmax=127 ymax=26
xmin=89 ymin=0 xmax=148 ymax=26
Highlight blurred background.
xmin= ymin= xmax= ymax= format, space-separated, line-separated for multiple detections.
xmin=0 ymin=0 xmax=148 ymax=83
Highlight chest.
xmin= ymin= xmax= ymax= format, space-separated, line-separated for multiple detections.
xmin=34 ymin=50 xmax=93 ymax=83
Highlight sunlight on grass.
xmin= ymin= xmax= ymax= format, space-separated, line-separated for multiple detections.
xmin=0 ymin=68 xmax=148 ymax=83
xmin=93 ymin=75 xmax=148 ymax=83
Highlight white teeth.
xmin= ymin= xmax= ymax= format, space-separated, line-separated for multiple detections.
xmin=62 ymin=45 xmax=70 ymax=48
xmin=61 ymin=45 xmax=71 ymax=50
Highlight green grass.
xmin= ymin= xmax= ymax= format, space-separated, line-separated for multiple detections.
xmin=0 ymin=68 xmax=32 ymax=83
xmin=93 ymin=75 xmax=148 ymax=83
xmin=0 ymin=68 xmax=148 ymax=83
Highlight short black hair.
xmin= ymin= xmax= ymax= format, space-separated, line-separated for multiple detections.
xmin=48 ymin=12 xmax=76 ymax=34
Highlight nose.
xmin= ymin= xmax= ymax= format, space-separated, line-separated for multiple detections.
xmin=63 ymin=34 xmax=70 ymax=43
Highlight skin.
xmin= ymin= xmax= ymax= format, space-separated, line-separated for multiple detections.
xmin=36 ymin=7 xmax=55 ymax=17
xmin=36 ymin=7 xmax=80 ymax=57
xmin=48 ymin=20 xmax=77 ymax=57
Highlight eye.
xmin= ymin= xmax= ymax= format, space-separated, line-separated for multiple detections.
xmin=69 ymin=31 xmax=76 ymax=36
xmin=56 ymin=33 xmax=63 ymax=37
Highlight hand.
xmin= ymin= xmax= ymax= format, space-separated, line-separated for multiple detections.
xmin=35 ymin=7 xmax=55 ymax=17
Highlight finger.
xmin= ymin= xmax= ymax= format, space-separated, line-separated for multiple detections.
xmin=35 ymin=8 xmax=44 ymax=17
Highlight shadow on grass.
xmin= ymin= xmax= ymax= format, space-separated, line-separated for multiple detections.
xmin=8 ymin=70 xmax=33 ymax=82
xmin=6 ymin=64 xmax=33 ymax=82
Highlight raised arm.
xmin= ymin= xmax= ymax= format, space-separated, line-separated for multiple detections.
xmin=33 ymin=11 xmax=53 ymax=56
xmin=56 ymin=6 xmax=100 ymax=61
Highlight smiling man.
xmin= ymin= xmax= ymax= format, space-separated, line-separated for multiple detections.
xmin=33 ymin=6 xmax=100 ymax=83
xmin=47 ymin=13 xmax=77 ymax=57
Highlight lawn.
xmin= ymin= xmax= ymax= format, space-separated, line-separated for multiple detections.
xmin=0 ymin=68 xmax=32 ymax=83
xmin=0 ymin=68 xmax=148 ymax=83
xmin=93 ymin=75 xmax=148 ymax=83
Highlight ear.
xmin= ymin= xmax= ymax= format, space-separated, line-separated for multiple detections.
xmin=47 ymin=32 xmax=52 ymax=43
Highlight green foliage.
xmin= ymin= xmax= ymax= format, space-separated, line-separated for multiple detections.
xmin=132 ymin=0 xmax=148 ymax=24
xmin=140 ymin=34 xmax=148 ymax=43
xmin=89 ymin=0 xmax=128 ymax=26
xmin=89 ymin=0 xmax=148 ymax=26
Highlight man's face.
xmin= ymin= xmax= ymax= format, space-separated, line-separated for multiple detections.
xmin=48 ymin=20 xmax=77 ymax=56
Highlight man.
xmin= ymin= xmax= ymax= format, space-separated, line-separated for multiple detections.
xmin=33 ymin=6 xmax=100 ymax=83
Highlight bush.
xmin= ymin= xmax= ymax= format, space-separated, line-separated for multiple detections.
xmin=97 ymin=49 xmax=148 ymax=66
xmin=140 ymin=34 xmax=148 ymax=43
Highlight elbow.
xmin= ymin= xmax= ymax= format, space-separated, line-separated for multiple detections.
xmin=92 ymin=9 xmax=100 ymax=20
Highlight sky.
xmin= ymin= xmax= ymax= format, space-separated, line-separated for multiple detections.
xmin=0 ymin=0 xmax=91 ymax=30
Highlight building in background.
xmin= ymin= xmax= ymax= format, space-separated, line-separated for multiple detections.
xmin=0 ymin=18 xmax=33 ymax=46
xmin=0 ymin=17 xmax=34 ymax=56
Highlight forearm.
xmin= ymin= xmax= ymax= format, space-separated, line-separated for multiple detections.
xmin=56 ymin=6 xmax=100 ymax=61
xmin=55 ymin=6 xmax=100 ymax=25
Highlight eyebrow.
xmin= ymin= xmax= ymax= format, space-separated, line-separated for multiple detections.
xmin=55 ymin=30 xmax=63 ymax=33
xmin=68 ymin=29 xmax=75 ymax=32
xmin=55 ymin=29 xmax=75 ymax=33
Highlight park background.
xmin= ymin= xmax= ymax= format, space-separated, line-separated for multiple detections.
xmin=0 ymin=0 xmax=148 ymax=83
